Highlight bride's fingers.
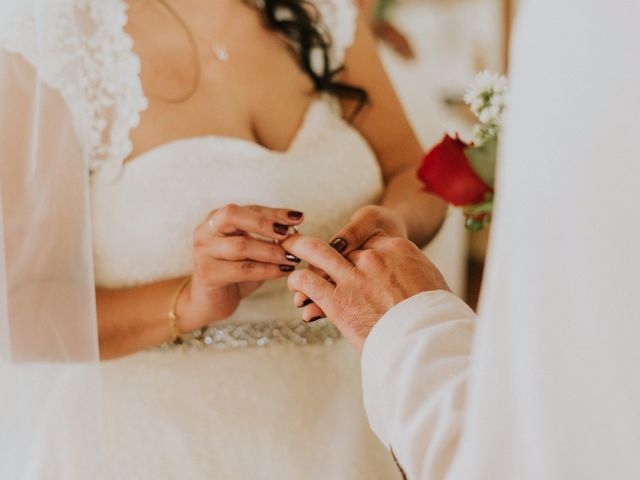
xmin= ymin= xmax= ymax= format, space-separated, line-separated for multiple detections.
xmin=293 ymin=264 xmax=334 ymax=309
xmin=281 ymin=236 xmax=353 ymax=281
xmin=328 ymin=212 xmax=380 ymax=257
xmin=203 ymin=204 xmax=301 ymax=240
xmin=287 ymin=269 xmax=334 ymax=315
xmin=223 ymin=260 xmax=295 ymax=283
xmin=301 ymin=302 xmax=326 ymax=323
xmin=200 ymin=237 xmax=301 ymax=265
xmin=294 ymin=291 xmax=309 ymax=307
xmin=245 ymin=205 xmax=305 ymax=226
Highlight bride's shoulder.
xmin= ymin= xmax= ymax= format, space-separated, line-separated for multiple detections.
xmin=1 ymin=0 xmax=147 ymax=182
xmin=1 ymin=0 xmax=128 ymax=75
xmin=307 ymin=0 xmax=358 ymax=68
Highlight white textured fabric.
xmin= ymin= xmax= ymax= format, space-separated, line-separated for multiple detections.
xmin=362 ymin=291 xmax=474 ymax=478
xmin=361 ymin=1 xmax=640 ymax=478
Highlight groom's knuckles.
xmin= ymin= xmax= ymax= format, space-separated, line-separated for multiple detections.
xmin=385 ymin=237 xmax=417 ymax=253
xmin=287 ymin=269 xmax=314 ymax=292
xmin=354 ymin=248 xmax=385 ymax=271
xmin=288 ymin=270 xmax=330 ymax=301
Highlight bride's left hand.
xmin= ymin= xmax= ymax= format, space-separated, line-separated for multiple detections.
xmin=293 ymin=205 xmax=408 ymax=316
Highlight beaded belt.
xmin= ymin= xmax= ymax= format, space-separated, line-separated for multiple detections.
xmin=158 ymin=318 xmax=342 ymax=351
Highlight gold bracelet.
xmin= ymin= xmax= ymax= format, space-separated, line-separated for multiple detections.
xmin=168 ymin=276 xmax=191 ymax=343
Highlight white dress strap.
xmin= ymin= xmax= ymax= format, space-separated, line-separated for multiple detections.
xmin=1 ymin=0 xmax=148 ymax=182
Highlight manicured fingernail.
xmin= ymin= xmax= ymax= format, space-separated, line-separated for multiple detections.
xmin=288 ymin=211 xmax=304 ymax=220
xmin=285 ymin=252 xmax=301 ymax=263
xmin=330 ymin=237 xmax=348 ymax=253
xmin=274 ymin=223 xmax=289 ymax=236
xmin=280 ymin=265 xmax=295 ymax=272
xmin=305 ymin=316 xmax=323 ymax=323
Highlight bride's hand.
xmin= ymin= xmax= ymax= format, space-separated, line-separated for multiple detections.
xmin=328 ymin=205 xmax=408 ymax=256
xmin=293 ymin=205 xmax=408 ymax=318
xmin=179 ymin=204 xmax=305 ymax=331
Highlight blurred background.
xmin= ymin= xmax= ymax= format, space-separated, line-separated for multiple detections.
xmin=368 ymin=0 xmax=515 ymax=307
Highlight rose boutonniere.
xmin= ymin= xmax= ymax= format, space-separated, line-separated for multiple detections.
xmin=418 ymin=71 xmax=509 ymax=231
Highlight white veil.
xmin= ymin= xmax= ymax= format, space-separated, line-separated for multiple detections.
xmin=0 ymin=1 xmax=102 ymax=477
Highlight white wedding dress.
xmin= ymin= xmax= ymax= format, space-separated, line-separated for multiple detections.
xmin=1 ymin=0 xmax=401 ymax=478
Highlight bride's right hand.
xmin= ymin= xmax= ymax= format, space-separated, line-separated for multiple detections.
xmin=179 ymin=204 xmax=305 ymax=331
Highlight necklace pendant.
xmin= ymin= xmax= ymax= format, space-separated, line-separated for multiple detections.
xmin=212 ymin=42 xmax=229 ymax=62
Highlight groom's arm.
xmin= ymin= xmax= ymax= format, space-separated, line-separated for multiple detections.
xmin=282 ymin=234 xmax=476 ymax=479
xmin=362 ymin=290 xmax=475 ymax=479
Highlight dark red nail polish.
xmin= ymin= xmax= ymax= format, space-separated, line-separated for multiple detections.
xmin=274 ymin=223 xmax=289 ymax=236
xmin=330 ymin=237 xmax=348 ymax=253
xmin=288 ymin=211 xmax=304 ymax=220
xmin=285 ymin=252 xmax=301 ymax=263
xmin=280 ymin=265 xmax=295 ymax=272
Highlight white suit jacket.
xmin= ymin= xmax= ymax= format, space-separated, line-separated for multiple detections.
xmin=361 ymin=1 xmax=640 ymax=478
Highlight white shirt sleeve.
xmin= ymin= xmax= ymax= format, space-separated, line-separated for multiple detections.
xmin=361 ymin=290 xmax=476 ymax=479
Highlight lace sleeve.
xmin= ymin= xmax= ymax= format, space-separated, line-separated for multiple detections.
xmin=310 ymin=0 xmax=358 ymax=70
xmin=1 ymin=0 xmax=148 ymax=182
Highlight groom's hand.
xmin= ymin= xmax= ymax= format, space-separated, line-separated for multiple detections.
xmin=282 ymin=234 xmax=450 ymax=351
xmin=291 ymin=205 xmax=408 ymax=316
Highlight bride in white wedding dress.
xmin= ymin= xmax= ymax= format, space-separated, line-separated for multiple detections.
xmin=0 ymin=0 xmax=445 ymax=477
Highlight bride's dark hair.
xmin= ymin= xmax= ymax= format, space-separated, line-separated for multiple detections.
xmin=158 ymin=0 xmax=368 ymax=117
xmin=258 ymin=0 xmax=368 ymax=116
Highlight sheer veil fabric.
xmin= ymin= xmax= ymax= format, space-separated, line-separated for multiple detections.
xmin=0 ymin=1 xmax=101 ymax=477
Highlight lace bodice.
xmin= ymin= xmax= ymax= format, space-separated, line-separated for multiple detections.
xmin=1 ymin=0 xmax=358 ymax=182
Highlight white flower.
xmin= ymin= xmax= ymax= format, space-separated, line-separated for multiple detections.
xmin=464 ymin=70 xmax=509 ymax=125
xmin=472 ymin=123 xmax=498 ymax=146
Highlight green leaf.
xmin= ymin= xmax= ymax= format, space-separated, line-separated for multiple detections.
xmin=464 ymin=137 xmax=498 ymax=188
xmin=462 ymin=197 xmax=494 ymax=216
xmin=464 ymin=216 xmax=490 ymax=232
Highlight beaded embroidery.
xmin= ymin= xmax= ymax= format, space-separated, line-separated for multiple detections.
xmin=158 ymin=318 xmax=342 ymax=352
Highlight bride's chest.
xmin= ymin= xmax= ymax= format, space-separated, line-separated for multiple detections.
xmin=90 ymin=108 xmax=384 ymax=288
xmin=125 ymin=0 xmax=315 ymax=160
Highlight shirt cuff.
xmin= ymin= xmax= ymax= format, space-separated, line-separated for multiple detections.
xmin=361 ymin=290 xmax=475 ymax=445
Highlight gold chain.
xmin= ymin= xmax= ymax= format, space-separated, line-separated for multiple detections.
xmin=153 ymin=0 xmax=203 ymax=103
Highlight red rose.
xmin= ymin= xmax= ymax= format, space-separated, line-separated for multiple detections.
xmin=418 ymin=135 xmax=492 ymax=206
